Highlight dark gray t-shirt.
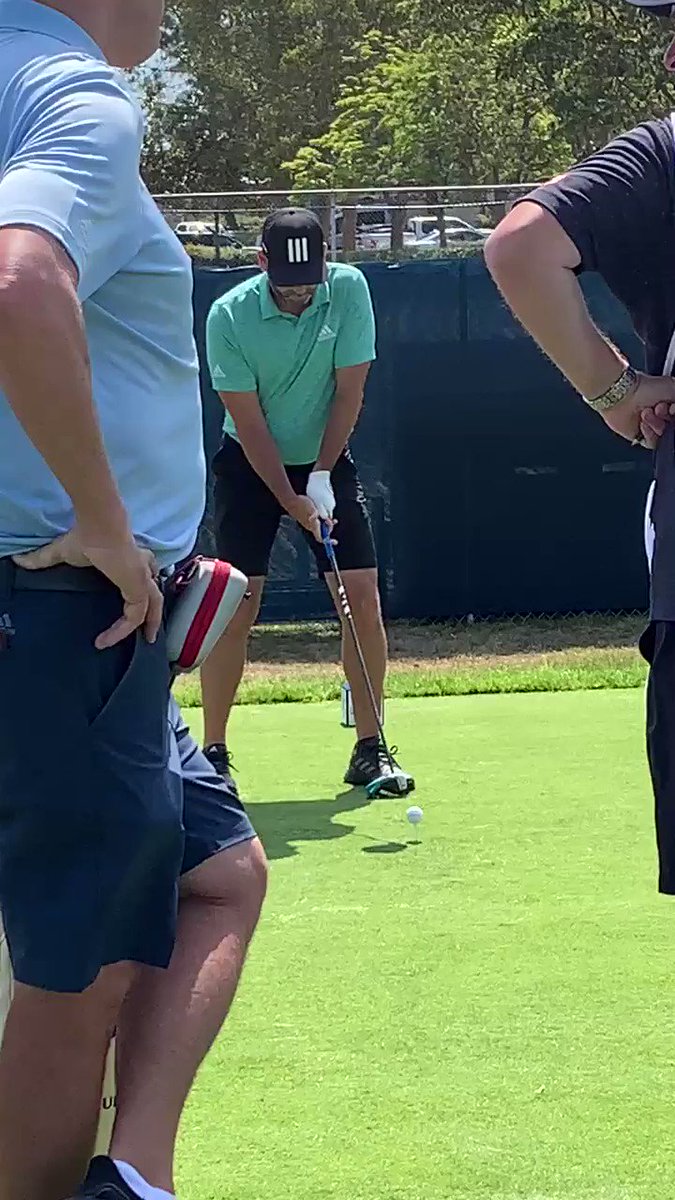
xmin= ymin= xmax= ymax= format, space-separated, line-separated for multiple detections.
xmin=524 ymin=117 xmax=675 ymax=619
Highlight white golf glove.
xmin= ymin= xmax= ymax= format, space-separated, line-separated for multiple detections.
xmin=306 ymin=470 xmax=336 ymax=521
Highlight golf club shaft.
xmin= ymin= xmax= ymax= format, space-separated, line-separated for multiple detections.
xmin=321 ymin=523 xmax=394 ymax=766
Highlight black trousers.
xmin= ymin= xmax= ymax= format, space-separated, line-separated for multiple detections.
xmin=642 ymin=621 xmax=675 ymax=894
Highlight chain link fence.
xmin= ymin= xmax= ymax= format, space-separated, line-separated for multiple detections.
xmin=154 ymin=183 xmax=536 ymax=263
xmin=188 ymin=208 xmax=651 ymax=631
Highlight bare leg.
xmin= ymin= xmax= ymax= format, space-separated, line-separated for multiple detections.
xmin=110 ymin=839 xmax=267 ymax=1193
xmin=326 ymin=568 xmax=387 ymax=741
xmin=0 ymin=963 xmax=135 ymax=1200
xmin=200 ymin=579 xmax=264 ymax=748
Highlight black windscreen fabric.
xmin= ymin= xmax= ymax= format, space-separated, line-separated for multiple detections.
xmin=194 ymin=259 xmax=651 ymax=620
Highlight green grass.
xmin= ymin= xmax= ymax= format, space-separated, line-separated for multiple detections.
xmin=173 ymin=648 xmax=646 ymax=709
xmin=177 ymin=690 xmax=675 ymax=1200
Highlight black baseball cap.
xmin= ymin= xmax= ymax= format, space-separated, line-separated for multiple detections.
xmin=261 ymin=209 xmax=325 ymax=286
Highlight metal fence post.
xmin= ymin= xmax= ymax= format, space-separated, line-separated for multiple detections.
xmin=213 ymin=211 xmax=222 ymax=263
xmin=329 ymin=193 xmax=338 ymax=261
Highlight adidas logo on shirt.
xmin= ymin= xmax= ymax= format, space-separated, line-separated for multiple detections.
xmin=317 ymin=324 xmax=336 ymax=343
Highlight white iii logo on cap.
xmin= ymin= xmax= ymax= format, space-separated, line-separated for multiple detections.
xmin=286 ymin=237 xmax=310 ymax=264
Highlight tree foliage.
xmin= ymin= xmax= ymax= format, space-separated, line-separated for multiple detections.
xmin=286 ymin=1 xmax=673 ymax=188
xmin=136 ymin=0 xmax=675 ymax=191
xmin=139 ymin=0 xmax=396 ymax=190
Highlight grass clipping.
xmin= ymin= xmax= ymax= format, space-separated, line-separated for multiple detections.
xmin=173 ymin=613 xmax=647 ymax=709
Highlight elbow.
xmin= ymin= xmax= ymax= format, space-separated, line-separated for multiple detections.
xmin=0 ymin=264 xmax=74 ymax=337
xmin=485 ymin=203 xmax=576 ymax=295
xmin=0 ymin=264 xmax=27 ymax=315
xmin=0 ymin=274 xmax=37 ymax=346
xmin=484 ymin=222 xmax=535 ymax=291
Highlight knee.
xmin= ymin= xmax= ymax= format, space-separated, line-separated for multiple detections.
xmin=182 ymin=838 xmax=268 ymax=926
xmin=345 ymin=578 xmax=383 ymax=635
xmin=237 ymin=839 xmax=268 ymax=921
xmin=12 ymin=961 xmax=136 ymax=1045
xmin=229 ymin=580 xmax=264 ymax=639
xmin=231 ymin=591 xmax=261 ymax=639
xmin=80 ymin=962 xmax=138 ymax=1039
xmin=203 ymin=584 xmax=263 ymax=661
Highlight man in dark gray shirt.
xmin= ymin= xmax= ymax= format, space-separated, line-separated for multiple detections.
xmin=485 ymin=1 xmax=675 ymax=895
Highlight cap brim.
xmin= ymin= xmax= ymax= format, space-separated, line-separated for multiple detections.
xmin=268 ymin=263 xmax=324 ymax=286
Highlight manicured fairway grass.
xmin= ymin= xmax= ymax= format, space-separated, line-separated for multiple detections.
xmin=178 ymin=691 xmax=675 ymax=1200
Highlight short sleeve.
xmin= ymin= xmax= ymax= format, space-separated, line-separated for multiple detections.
xmin=206 ymin=301 xmax=257 ymax=393
xmin=334 ymin=269 xmax=377 ymax=369
xmin=0 ymin=58 xmax=144 ymax=300
xmin=521 ymin=121 xmax=674 ymax=281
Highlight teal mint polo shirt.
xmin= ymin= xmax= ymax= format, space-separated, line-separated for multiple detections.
xmin=206 ymin=262 xmax=377 ymax=465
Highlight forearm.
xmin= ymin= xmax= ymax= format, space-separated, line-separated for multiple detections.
xmin=234 ymin=421 xmax=299 ymax=512
xmin=0 ymin=275 xmax=128 ymax=540
xmin=315 ymin=391 xmax=364 ymax=472
xmin=486 ymin=226 xmax=627 ymax=400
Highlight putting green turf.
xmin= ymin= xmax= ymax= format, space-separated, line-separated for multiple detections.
xmin=177 ymin=690 xmax=675 ymax=1200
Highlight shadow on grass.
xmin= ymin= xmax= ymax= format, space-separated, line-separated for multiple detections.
xmin=361 ymin=841 xmax=408 ymax=855
xmin=246 ymin=788 xmax=400 ymax=862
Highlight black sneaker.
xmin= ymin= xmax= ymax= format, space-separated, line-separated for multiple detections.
xmin=70 ymin=1157 xmax=136 ymax=1200
xmin=344 ymin=736 xmax=404 ymax=795
xmin=203 ymin=742 xmax=234 ymax=778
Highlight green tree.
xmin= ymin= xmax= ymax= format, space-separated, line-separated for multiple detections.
xmin=286 ymin=0 xmax=673 ymax=190
xmin=136 ymin=0 xmax=675 ymax=193
xmin=286 ymin=22 xmax=569 ymax=189
xmin=502 ymin=0 xmax=672 ymax=160
xmin=138 ymin=0 xmax=401 ymax=190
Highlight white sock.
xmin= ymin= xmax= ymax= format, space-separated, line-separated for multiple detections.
xmin=113 ymin=1160 xmax=175 ymax=1200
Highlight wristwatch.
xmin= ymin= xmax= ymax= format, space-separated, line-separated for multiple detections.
xmin=584 ymin=364 xmax=638 ymax=412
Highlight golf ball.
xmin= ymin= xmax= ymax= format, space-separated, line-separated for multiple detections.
xmin=407 ymin=805 xmax=424 ymax=826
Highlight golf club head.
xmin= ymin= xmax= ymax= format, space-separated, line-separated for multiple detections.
xmin=366 ymin=770 xmax=416 ymax=799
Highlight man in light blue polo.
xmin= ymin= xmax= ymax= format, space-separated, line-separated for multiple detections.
xmin=0 ymin=4 xmax=266 ymax=1199
xmin=203 ymin=208 xmax=411 ymax=793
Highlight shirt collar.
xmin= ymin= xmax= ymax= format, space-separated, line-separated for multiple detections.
xmin=259 ymin=275 xmax=331 ymax=321
xmin=0 ymin=1 xmax=106 ymax=61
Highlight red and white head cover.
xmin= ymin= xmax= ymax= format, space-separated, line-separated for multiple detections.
xmin=166 ymin=557 xmax=249 ymax=674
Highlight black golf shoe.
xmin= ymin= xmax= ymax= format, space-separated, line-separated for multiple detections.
xmin=69 ymin=1157 xmax=138 ymax=1200
xmin=203 ymin=741 xmax=235 ymax=779
xmin=344 ymin=736 xmax=407 ymax=796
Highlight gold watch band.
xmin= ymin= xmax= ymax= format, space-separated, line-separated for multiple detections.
xmin=584 ymin=365 xmax=638 ymax=412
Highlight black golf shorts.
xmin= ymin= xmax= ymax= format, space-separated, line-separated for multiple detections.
xmin=641 ymin=620 xmax=675 ymax=895
xmin=212 ymin=435 xmax=377 ymax=578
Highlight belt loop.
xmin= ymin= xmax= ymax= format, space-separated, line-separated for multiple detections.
xmin=0 ymin=559 xmax=16 ymax=651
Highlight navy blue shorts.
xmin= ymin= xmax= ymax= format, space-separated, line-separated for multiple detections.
xmin=0 ymin=566 xmax=256 ymax=993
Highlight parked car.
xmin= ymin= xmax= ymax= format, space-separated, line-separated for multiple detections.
xmin=174 ymin=221 xmax=243 ymax=249
xmin=356 ymin=224 xmax=419 ymax=250
xmin=348 ymin=215 xmax=491 ymax=251
xmin=415 ymin=218 xmax=490 ymax=246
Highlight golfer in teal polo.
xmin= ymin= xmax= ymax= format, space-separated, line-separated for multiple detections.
xmin=203 ymin=208 xmax=408 ymax=793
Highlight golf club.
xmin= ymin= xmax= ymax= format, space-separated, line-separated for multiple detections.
xmin=321 ymin=520 xmax=415 ymax=799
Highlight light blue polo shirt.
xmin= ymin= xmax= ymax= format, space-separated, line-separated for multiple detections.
xmin=206 ymin=262 xmax=377 ymax=465
xmin=0 ymin=1 xmax=205 ymax=568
